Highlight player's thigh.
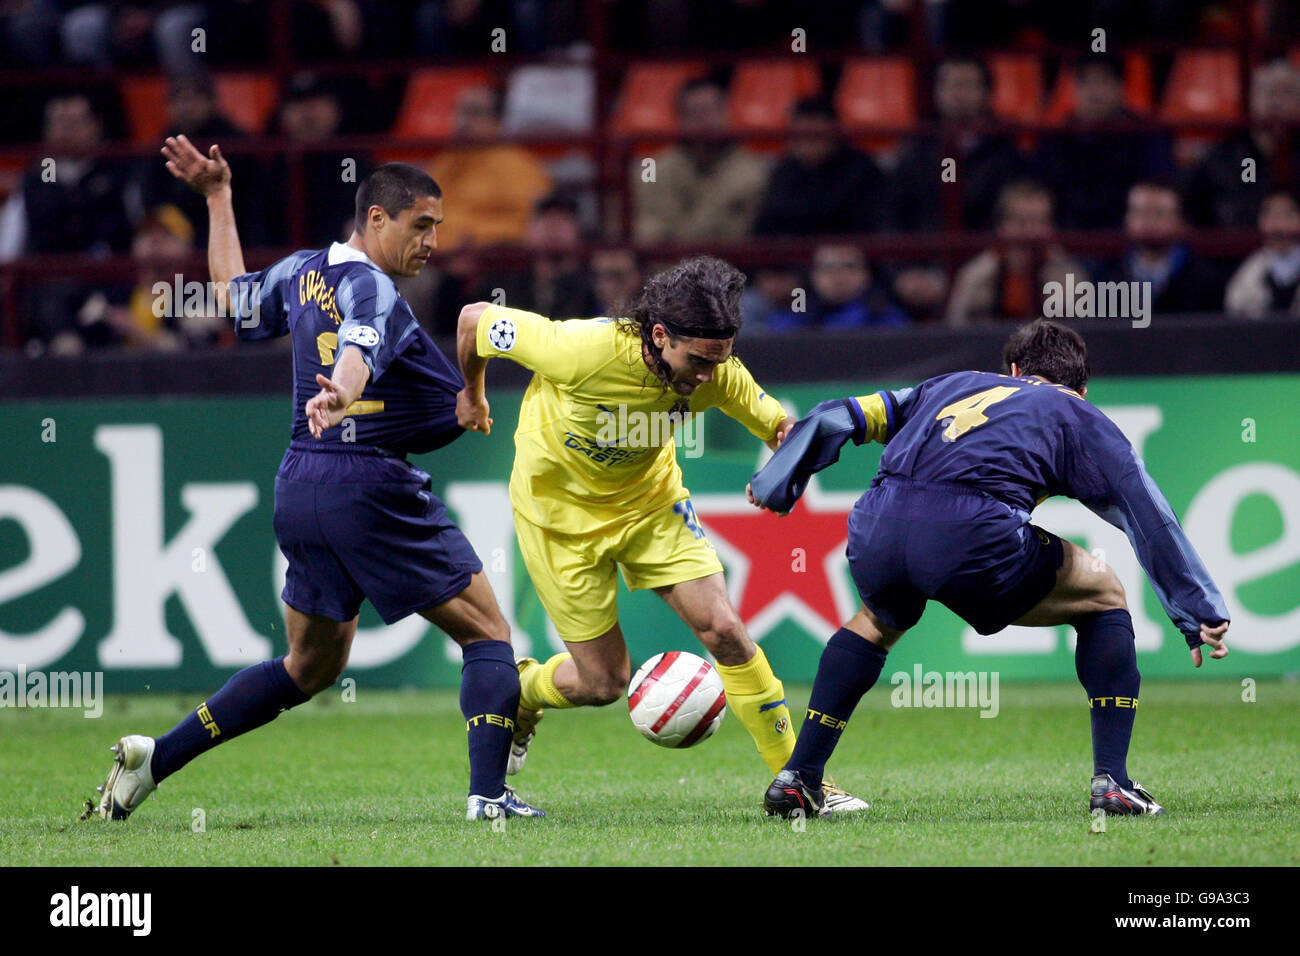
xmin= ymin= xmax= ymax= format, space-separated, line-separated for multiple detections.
xmin=617 ymin=497 xmax=724 ymax=596
xmin=845 ymin=495 xmax=928 ymax=633
xmin=513 ymin=511 xmax=620 ymax=643
xmin=334 ymin=478 xmax=483 ymax=626
xmin=1012 ymin=538 xmax=1127 ymax=627
xmin=654 ymin=572 xmax=750 ymax=663
xmin=419 ymin=570 xmax=509 ymax=646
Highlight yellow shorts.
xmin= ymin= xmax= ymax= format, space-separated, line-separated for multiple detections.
xmin=513 ymin=497 xmax=724 ymax=643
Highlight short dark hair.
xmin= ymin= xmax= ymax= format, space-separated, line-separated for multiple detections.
xmin=618 ymin=256 xmax=746 ymax=389
xmin=792 ymin=95 xmax=836 ymax=122
xmin=354 ymin=163 xmax=441 ymax=232
xmin=1002 ymin=319 xmax=1090 ymax=392
xmin=677 ymin=77 xmax=726 ymax=113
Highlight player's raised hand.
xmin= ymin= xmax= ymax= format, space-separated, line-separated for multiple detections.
xmin=1190 ymin=621 xmax=1229 ymax=667
xmin=161 ymin=134 xmax=231 ymax=196
xmin=305 ymin=373 xmax=351 ymax=438
xmin=457 ymin=387 xmax=492 ymax=435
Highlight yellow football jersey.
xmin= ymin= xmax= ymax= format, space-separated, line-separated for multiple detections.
xmin=477 ymin=304 xmax=788 ymax=535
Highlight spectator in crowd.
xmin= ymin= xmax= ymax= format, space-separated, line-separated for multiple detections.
xmin=477 ymin=194 xmax=598 ymax=318
xmin=1033 ymin=56 xmax=1174 ymax=229
xmin=752 ymin=95 xmax=887 ymax=236
xmin=633 ymin=77 xmax=768 ymax=243
xmin=60 ymin=1 xmax=208 ymax=72
xmin=761 ymin=244 xmax=906 ymax=332
xmin=0 ymin=90 xmax=133 ymax=260
xmin=1225 ymin=190 xmax=1300 ymax=318
xmin=266 ymin=72 xmax=372 ymax=247
xmin=1098 ymin=179 xmax=1223 ymax=315
xmin=426 ymin=85 xmax=552 ymax=250
xmin=416 ymin=0 xmax=582 ymax=55
xmin=1186 ymin=59 xmax=1300 ymax=228
xmin=591 ymin=247 xmax=643 ymax=316
xmin=72 ymin=203 xmax=219 ymax=351
xmin=947 ymin=180 xmax=1086 ymax=324
xmin=890 ymin=56 xmax=1026 ymax=232
xmin=740 ymin=265 xmax=801 ymax=329
xmin=132 ymin=73 xmax=267 ymax=247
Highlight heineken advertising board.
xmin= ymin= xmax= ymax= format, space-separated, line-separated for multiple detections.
xmin=2 ymin=375 xmax=1297 ymax=691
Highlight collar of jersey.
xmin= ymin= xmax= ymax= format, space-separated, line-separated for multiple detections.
xmin=328 ymin=241 xmax=383 ymax=271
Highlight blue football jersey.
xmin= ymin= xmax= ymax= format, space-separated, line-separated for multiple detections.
xmin=749 ymin=370 xmax=1229 ymax=640
xmin=228 ymin=242 xmax=465 ymax=455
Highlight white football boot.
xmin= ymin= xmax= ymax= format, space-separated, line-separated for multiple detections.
xmin=95 ymin=735 xmax=157 ymax=820
xmin=822 ymin=778 xmax=870 ymax=813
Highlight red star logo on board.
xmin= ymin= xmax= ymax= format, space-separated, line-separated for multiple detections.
xmin=693 ymin=476 xmax=860 ymax=643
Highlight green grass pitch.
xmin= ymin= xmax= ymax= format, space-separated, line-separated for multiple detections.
xmin=2 ymin=680 xmax=1297 ymax=866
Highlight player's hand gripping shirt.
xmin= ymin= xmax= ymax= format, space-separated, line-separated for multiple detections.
xmin=750 ymin=369 xmax=1229 ymax=644
xmin=477 ymin=305 xmax=787 ymax=534
xmin=229 ymin=242 xmax=465 ymax=454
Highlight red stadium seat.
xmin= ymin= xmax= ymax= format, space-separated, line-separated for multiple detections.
xmin=1159 ymin=49 xmax=1242 ymax=123
xmin=1043 ymin=53 xmax=1155 ymax=124
xmin=990 ymin=54 xmax=1044 ymax=122
xmin=214 ymin=73 xmax=278 ymax=134
xmin=609 ymin=61 xmax=707 ymax=134
xmin=729 ymin=59 xmax=822 ymax=131
xmin=121 ymin=76 xmax=170 ymax=144
xmin=392 ymin=67 xmax=495 ymax=141
xmin=836 ymin=57 xmax=917 ymax=127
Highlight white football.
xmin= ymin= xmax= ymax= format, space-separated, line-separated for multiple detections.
xmin=627 ymin=651 xmax=726 ymax=748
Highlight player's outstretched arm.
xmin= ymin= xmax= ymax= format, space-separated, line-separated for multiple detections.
xmin=1070 ymin=409 xmax=1231 ymax=667
xmin=161 ymin=134 xmax=245 ymax=306
xmin=456 ymin=302 xmax=494 ymax=435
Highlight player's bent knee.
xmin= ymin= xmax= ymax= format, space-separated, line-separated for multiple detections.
xmin=693 ymin=610 xmax=749 ymax=661
xmin=1095 ymin=565 xmax=1128 ymax=612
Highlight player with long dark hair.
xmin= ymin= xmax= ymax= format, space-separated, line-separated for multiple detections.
xmin=456 ymin=256 xmax=869 ymax=812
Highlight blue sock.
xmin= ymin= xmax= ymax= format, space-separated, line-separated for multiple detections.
xmin=1075 ymin=608 xmax=1140 ymax=789
xmin=151 ymin=656 xmax=310 ymax=783
xmin=787 ymin=628 xmax=889 ymax=790
xmin=461 ymin=639 xmax=520 ymax=799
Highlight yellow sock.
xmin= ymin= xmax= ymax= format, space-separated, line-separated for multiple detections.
xmin=519 ymin=653 xmax=576 ymax=711
xmin=714 ymin=645 xmax=794 ymax=776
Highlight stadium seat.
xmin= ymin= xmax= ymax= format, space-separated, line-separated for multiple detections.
xmin=214 ymin=73 xmax=278 ymax=134
xmin=729 ymin=60 xmax=822 ymax=131
xmin=121 ymin=76 xmax=170 ymax=144
xmin=835 ymin=57 xmax=916 ymax=150
xmin=990 ymin=54 xmax=1044 ymax=122
xmin=1043 ymin=53 xmax=1155 ymax=124
xmin=1159 ymin=49 xmax=1242 ymax=123
xmin=609 ymin=61 xmax=707 ymax=134
xmin=392 ymin=67 xmax=495 ymax=140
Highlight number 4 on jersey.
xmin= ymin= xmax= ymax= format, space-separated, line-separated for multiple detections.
xmin=935 ymin=386 xmax=1019 ymax=441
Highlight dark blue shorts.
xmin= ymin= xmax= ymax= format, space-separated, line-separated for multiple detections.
xmin=846 ymin=477 xmax=1064 ymax=635
xmin=273 ymin=445 xmax=482 ymax=625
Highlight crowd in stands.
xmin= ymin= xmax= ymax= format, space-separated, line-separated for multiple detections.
xmin=1 ymin=0 xmax=1298 ymax=353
